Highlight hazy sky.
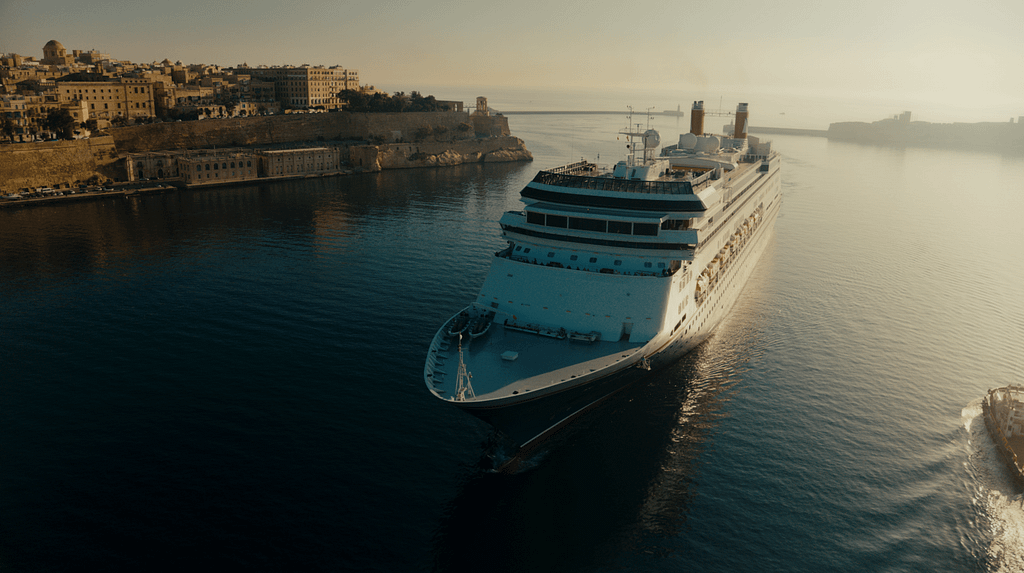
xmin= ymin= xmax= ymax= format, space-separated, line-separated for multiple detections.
xmin=1 ymin=0 xmax=1021 ymax=122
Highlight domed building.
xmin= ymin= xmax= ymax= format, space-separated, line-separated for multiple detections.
xmin=41 ymin=40 xmax=74 ymax=66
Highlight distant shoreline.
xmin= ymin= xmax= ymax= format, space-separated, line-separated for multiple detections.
xmin=500 ymin=111 xmax=829 ymax=137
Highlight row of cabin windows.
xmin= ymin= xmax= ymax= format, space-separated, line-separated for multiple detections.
xmin=195 ymin=161 xmax=253 ymax=171
xmin=513 ymin=245 xmax=667 ymax=269
xmin=526 ymin=212 xmax=660 ymax=236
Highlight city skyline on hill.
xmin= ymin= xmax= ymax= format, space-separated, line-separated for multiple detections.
xmin=1 ymin=0 xmax=1021 ymax=124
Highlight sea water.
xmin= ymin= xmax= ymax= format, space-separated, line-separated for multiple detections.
xmin=2 ymin=108 xmax=1024 ymax=572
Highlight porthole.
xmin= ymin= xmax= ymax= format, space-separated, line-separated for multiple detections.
xmin=570 ymin=255 xmax=578 ymax=261
xmin=589 ymin=257 xmax=597 ymax=263
xmin=547 ymin=252 xmax=554 ymax=258
xmin=613 ymin=260 xmax=622 ymax=266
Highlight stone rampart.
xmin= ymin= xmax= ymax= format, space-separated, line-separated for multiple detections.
xmin=350 ymin=136 xmax=531 ymax=172
xmin=1 ymin=112 xmax=527 ymax=192
xmin=0 ymin=137 xmax=123 ymax=192
xmin=109 ymin=111 xmax=478 ymax=153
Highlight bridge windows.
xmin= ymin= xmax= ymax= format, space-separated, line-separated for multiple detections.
xmin=526 ymin=209 xmax=661 ymax=237
xmin=633 ymin=223 xmax=659 ymax=236
xmin=661 ymin=219 xmax=691 ymax=231
xmin=608 ymin=220 xmax=631 ymax=235
xmin=546 ymin=214 xmax=567 ymax=228
xmin=568 ymin=217 xmax=607 ymax=233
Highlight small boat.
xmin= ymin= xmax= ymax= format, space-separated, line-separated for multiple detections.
xmin=982 ymin=385 xmax=1024 ymax=484
xmin=469 ymin=311 xmax=495 ymax=338
xmin=446 ymin=311 xmax=470 ymax=337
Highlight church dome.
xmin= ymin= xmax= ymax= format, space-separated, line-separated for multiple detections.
xmin=44 ymin=40 xmax=66 ymax=52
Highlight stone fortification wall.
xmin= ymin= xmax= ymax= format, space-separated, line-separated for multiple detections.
xmin=471 ymin=114 xmax=511 ymax=138
xmin=109 ymin=111 xmax=478 ymax=154
xmin=350 ymin=136 xmax=531 ymax=172
xmin=0 ymin=137 xmax=123 ymax=192
xmin=1 ymin=112 xmax=526 ymax=192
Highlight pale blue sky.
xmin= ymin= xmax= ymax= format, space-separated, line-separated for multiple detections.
xmin=1 ymin=0 xmax=1021 ymax=122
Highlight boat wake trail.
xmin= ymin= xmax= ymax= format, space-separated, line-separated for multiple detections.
xmin=962 ymin=399 xmax=1024 ymax=573
xmin=477 ymin=433 xmax=545 ymax=474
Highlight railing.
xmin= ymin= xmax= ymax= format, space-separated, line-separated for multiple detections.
xmin=531 ymin=169 xmax=697 ymax=195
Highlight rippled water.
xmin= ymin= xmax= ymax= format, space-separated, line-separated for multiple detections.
xmin=2 ymin=112 xmax=1024 ymax=572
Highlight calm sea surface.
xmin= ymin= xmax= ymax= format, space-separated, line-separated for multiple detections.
xmin=3 ymin=110 xmax=1024 ymax=572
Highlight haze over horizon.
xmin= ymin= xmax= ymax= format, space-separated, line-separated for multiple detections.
xmin=2 ymin=0 xmax=1021 ymax=125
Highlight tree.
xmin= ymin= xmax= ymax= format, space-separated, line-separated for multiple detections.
xmin=337 ymin=89 xmax=445 ymax=113
xmin=1 ymin=116 xmax=15 ymax=142
xmin=44 ymin=108 xmax=76 ymax=139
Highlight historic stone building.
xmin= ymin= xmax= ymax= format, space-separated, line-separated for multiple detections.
xmin=128 ymin=149 xmax=261 ymax=185
xmin=56 ymin=77 xmax=156 ymax=121
xmin=41 ymin=40 xmax=75 ymax=67
xmin=241 ymin=65 xmax=358 ymax=110
xmin=259 ymin=147 xmax=343 ymax=177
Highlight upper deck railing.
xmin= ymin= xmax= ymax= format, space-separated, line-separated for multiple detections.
xmin=533 ymin=161 xmax=714 ymax=195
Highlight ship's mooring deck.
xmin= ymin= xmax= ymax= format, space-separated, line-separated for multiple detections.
xmin=430 ymin=321 xmax=644 ymax=401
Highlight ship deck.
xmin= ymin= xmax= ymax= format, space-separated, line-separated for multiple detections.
xmin=430 ymin=321 xmax=645 ymax=402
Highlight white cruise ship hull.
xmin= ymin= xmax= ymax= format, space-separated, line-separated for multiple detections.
xmin=425 ymin=195 xmax=779 ymax=449
xmin=425 ymin=104 xmax=781 ymax=452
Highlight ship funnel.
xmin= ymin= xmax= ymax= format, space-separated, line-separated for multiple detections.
xmin=734 ymin=102 xmax=749 ymax=139
xmin=690 ymin=100 xmax=705 ymax=136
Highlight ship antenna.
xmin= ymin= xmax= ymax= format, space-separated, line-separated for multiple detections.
xmin=455 ymin=334 xmax=475 ymax=401
xmin=624 ymin=106 xmax=636 ymax=167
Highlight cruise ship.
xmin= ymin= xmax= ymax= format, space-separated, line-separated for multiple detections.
xmin=424 ymin=101 xmax=782 ymax=451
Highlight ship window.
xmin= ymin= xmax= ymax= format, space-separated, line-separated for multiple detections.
xmin=547 ymin=252 xmax=555 ymax=258
xmin=658 ymin=262 xmax=666 ymax=268
xmin=546 ymin=215 xmax=567 ymax=228
xmin=644 ymin=262 xmax=653 ymax=268
xmin=523 ymin=248 xmax=531 ymax=254
xmin=633 ymin=223 xmax=659 ymax=236
xmin=589 ymin=257 xmax=597 ymax=263
xmin=527 ymin=212 xmax=544 ymax=225
xmin=515 ymin=246 xmax=522 ymax=251
xmin=614 ymin=260 xmax=622 ymax=266
xmin=569 ymin=255 xmax=578 ymax=261
xmin=569 ymin=217 xmax=606 ymax=233
xmin=661 ymin=219 xmax=690 ymax=231
xmin=608 ymin=220 xmax=632 ymax=235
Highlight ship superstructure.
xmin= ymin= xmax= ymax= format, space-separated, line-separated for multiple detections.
xmin=425 ymin=101 xmax=782 ymax=450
